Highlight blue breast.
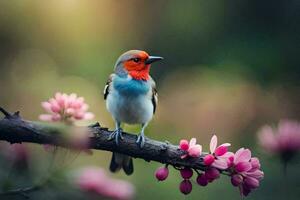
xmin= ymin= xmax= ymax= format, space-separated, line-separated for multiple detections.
xmin=113 ymin=76 xmax=150 ymax=96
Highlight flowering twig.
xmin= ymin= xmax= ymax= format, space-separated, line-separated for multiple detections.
xmin=0 ymin=107 xmax=207 ymax=170
xmin=0 ymin=107 xmax=264 ymax=198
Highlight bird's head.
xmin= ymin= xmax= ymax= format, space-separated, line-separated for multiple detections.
xmin=114 ymin=50 xmax=163 ymax=81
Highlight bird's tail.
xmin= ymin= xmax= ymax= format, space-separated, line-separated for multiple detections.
xmin=109 ymin=152 xmax=134 ymax=175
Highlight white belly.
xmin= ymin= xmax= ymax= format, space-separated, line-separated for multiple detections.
xmin=106 ymin=91 xmax=153 ymax=124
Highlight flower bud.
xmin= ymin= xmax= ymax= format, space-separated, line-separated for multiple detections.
xmin=205 ymin=168 xmax=220 ymax=182
xmin=231 ymin=174 xmax=243 ymax=187
xmin=179 ymin=180 xmax=192 ymax=195
xmin=155 ymin=166 xmax=169 ymax=181
xmin=250 ymin=157 xmax=260 ymax=170
xmin=242 ymin=184 xmax=251 ymax=196
xmin=204 ymin=154 xmax=215 ymax=165
xmin=180 ymin=168 xmax=193 ymax=179
xmin=196 ymin=174 xmax=208 ymax=186
xmin=214 ymin=145 xmax=228 ymax=156
xmin=179 ymin=140 xmax=189 ymax=151
xmin=244 ymin=177 xmax=259 ymax=189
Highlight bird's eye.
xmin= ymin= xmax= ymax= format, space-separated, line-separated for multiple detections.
xmin=132 ymin=58 xmax=140 ymax=63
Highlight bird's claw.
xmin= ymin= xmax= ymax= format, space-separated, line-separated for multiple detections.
xmin=108 ymin=128 xmax=123 ymax=145
xmin=136 ymin=134 xmax=145 ymax=148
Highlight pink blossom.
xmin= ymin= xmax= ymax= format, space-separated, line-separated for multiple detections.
xmin=228 ymin=148 xmax=264 ymax=197
xmin=155 ymin=166 xmax=169 ymax=181
xmin=203 ymin=135 xmax=232 ymax=170
xmin=75 ymin=167 xmax=135 ymax=200
xmin=179 ymin=138 xmax=202 ymax=158
xmin=39 ymin=92 xmax=94 ymax=123
xmin=258 ymin=120 xmax=300 ymax=157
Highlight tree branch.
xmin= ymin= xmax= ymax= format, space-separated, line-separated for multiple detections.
xmin=0 ymin=107 xmax=207 ymax=170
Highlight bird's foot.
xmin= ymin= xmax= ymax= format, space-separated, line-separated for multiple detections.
xmin=136 ymin=133 xmax=146 ymax=148
xmin=108 ymin=128 xmax=124 ymax=145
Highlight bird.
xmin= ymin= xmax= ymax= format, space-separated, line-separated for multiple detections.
xmin=104 ymin=50 xmax=163 ymax=175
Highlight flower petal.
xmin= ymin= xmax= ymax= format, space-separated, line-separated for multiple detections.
xmin=41 ymin=102 xmax=52 ymax=113
xmin=212 ymin=159 xmax=229 ymax=170
xmin=39 ymin=114 xmax=53 ymax=121
xmin=83 ymin=112 xmax=94 ymax=120
xmin=188 ymin=144 xmax=202 ymax=157
xmin=220 ymin=143 xmax=231 ymax=147
xmin=246 ymin=169 xmax=264 ymax=180
xmin=51 ymin=114 xmax=62 ymax=121
xmin=181 ymin=154 xmax=188 ymax=159
xmin=244 ymin=177 xmax=259 ymax=189
xmin=210 ymin=135 xmax=218 ymax=153
xmin=235 ymin=162 xmax=252 ymax=173
xmin=250 ymin=157 xmax=260 ymax=170
xmin=234 ymin=148 xmax=251 ymax=164
xmin=189 ymin=138 xmax=197 ymax=146
xmin=222 ymin=151 xmax=235 ymax=158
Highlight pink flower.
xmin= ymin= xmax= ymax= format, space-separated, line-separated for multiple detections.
xmin=179 ymin=138 xmax=202 ymax=158
xmin=203 ymin=135 xmax=233 ymax=170
xmin=258 ymin=120 xmax=300 ymax=157
xmin=228 ymin=148 xmax=264 ymax=197
xmin=75 ymin=167 xmax=135 ymax=200
xmin=39 ymin=92 xmax=94 ymax=123
xmin=155 ymin=166 xmax=169 ymax=181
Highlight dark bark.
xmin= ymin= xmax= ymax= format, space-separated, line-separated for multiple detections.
xmin=0 ymin=107 xmax=207 ymax=170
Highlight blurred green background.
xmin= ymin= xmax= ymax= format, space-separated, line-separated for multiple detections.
xmin=0 ymin=0 xmax=300 ymax=199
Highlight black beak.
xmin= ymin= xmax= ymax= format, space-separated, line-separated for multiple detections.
xmin=145 ymin=56 xmax=163 ymax=65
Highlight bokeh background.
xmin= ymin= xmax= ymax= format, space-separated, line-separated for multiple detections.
xmin=0 ymin=0 xmax=300 ymax=199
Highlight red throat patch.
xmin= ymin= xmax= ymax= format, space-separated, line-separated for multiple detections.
xmin=123 ymin=51 xmax=151 ymax=81
xmin=129 ymin=66 xmax=150 ymax=81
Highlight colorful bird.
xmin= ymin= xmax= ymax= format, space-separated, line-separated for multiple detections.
xmin=104 ymin=50 xmax=163 ymax=175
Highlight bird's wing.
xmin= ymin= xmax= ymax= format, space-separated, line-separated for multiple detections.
xmin=149 ymin=77 xmax=158 ymax=114
xmin=104 ymin=74 xmax=115 ymax=100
